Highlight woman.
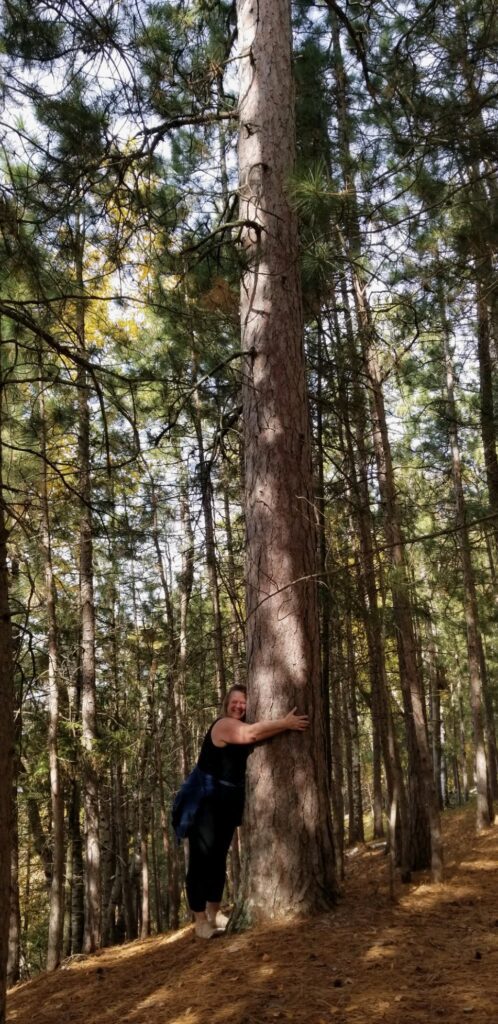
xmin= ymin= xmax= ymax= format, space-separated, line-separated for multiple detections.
xmin=175 ymin=684 xmax=309 ymax=939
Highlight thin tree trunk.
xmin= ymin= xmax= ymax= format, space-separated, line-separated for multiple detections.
xmin=192 ymin=402 xmax=226 ymax=698
xmin=100 ymin=792 xmax=114 ymax=948
xmin=74 ymin=219 xmax=100 ymax=952
xmin=0 ymin=365 xmax=15 ymax=1023
xmin=151 ymin=473 xmax=191 ymax=775
xmin=177 ymin=469 xmax=194 ymax=773
xmin=109 ymin=579 xmax=136 ymax=942
xmin=39 ymin=378 xmax=65 ymax=970
xmin=442 ymin=326 xmax=493 ymax=828
xmin=477 ymin=635 xmax=498 ymax=799
xmin=314 ymin=323 xmax=332 ymax=779
xmin=329 ymin=584 xmax=345 ymax=882
xmin=355 ymin=181 xmax=440 ymax=882
xmin=456 ymin=670 xmax=470 ymax=803
xmin=69 ymin=780 xmax=84 ymax=955
xmin=155 ymin=737 xmax=180 ymax=930
xmin=6 ymin=800 xmax=20 ymax=989
xmin=329 ymin=17 xmax=440 ymax=874
xmin=336 ymin=280 xmax=407 ymax=860
xmin=345 ymin=609 xmax=364 ymax=845
xmin=150 ymin=800 xmax=162 ymax=934
xmin=7 ymin=688 xmax=21 ymax=991
xmin=476 ymin=280 xmax=498 ymax=552
xmin=428 ymin=628 xmax=444 ymax=810
xmin=114 ymin=761 xmax=136 ymax=940
xmin=222 ymin=464 xmax=244 ymax=687
xmin=138 ymin=796 xmax=150 ymax=939
xmin=62 ymin=826 xmax=73 ymax=958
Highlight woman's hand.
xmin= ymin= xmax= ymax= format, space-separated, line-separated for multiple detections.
xmin=282 ymin=707 xmax=309 ymax=731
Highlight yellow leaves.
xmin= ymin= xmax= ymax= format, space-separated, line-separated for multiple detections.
xmin=200 ymin=276 xmax=238 ymax=313
xmin=160 ymin=273 xmax=181 ymax=291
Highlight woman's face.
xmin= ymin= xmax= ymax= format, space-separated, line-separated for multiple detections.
xmin=226 ymin=690 xmax=247 ymax=719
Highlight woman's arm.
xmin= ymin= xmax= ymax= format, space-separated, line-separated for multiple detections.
xmin=211 ymin=707 xmax=309 ymax=746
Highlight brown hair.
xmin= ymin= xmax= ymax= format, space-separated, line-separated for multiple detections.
xmin=221 ymin=685 xmax=247 ymax=716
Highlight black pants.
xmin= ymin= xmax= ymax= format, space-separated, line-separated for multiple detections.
xmin=186 ymin=789 xmax=243 ymax=913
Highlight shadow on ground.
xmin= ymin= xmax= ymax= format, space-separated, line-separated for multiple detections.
xmin=7 ymin=806 xmax=498 ymax=1024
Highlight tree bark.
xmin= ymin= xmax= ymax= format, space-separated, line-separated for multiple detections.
xmin=233 ymin=0 xmax=337 ymax=924
xmin=428 ymin=630 xmax=444 ymax=811
xmin=314 ymin=323 xmax=332 ymax=780
xmin=329 ymin=14 xmax=440 ymax=880
xmin=176 ymin=468 xmax=194 ymax=773
xmin=155 ymin=736 xmax=180 ymax=931
xmin=345 ymin=609 xmax=364 ymax=845
xmin=114 ymin=761 xmax=136 ymax=940
xmin=69 ymin=780 xmax=85 ymax=955
xmin=6 ymin=798 xmax=20 ymax=989
xmin=0 ymin=368 xmax=15 ymax=1023
xmin=74 ymin=219 xmax=101 ymax=952
xmin=138 ymin=796 xmax=150 ymax=939
xmin=335 ymin=277 xmax=408 ymax=867
xmin=39 ymin=378 xmax=65 ymax=971
xmin=442 ymin=323 xmax=493 ymax=829
xmin=328 ymin=541 xmax=345 ymax=882
xmin=222 ymin=462 xmax=245 ymax=687
xmin=330 ymin=14 xmax=442 ymax=879
xmin=192 ymin=402 xmax=226 ymax=698
xmin=7 ymin=692 xmax=21 ymax=990
xmin=476 ymin=280 xmax=498 ymax=552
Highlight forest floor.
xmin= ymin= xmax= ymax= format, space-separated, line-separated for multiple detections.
xmin=7 ymin=803 xmax=498 ymax=1024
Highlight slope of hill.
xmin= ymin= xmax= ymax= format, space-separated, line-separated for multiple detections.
xmin=7 ymin=805 xmax=498 ymax=1024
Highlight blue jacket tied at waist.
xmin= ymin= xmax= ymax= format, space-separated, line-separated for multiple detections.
xmin=171 ymin=766 xmax=243 ymax=841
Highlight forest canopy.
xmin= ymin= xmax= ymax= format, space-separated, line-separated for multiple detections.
xmin=0 ymin=0 xmax=497 ymax=995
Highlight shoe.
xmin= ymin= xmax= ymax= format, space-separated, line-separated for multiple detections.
xmin=195 ymin=919 xmax=217 ymax=939
xmin=211 ymin=911 xmax=229 ymax=930
xmin=206 ymin=905 xmax=229 ymax=930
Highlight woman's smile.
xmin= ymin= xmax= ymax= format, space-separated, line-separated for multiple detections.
xmin=227 ymin=696 xmax=247 ymax=719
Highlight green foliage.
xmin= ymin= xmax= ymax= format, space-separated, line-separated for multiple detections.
xmin=1 ymin=0 xmax=497 ymax=971
xmin=1 ymin=1 xmax=64 ymax=62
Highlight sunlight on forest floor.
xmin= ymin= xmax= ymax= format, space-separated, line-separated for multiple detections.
xmin=7 ymin=804 xmax=498 ymax=1024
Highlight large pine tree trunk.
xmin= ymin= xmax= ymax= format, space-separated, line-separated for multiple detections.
xmin=234 ymin=0 xmax=336 ymax=925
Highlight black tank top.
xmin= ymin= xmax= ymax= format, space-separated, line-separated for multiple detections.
xmin=197 ymin=720 xmax=251 ymax=786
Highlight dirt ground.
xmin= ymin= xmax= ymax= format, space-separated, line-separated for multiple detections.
xmin=7 ymin=804 xmax=498 ymax=1024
